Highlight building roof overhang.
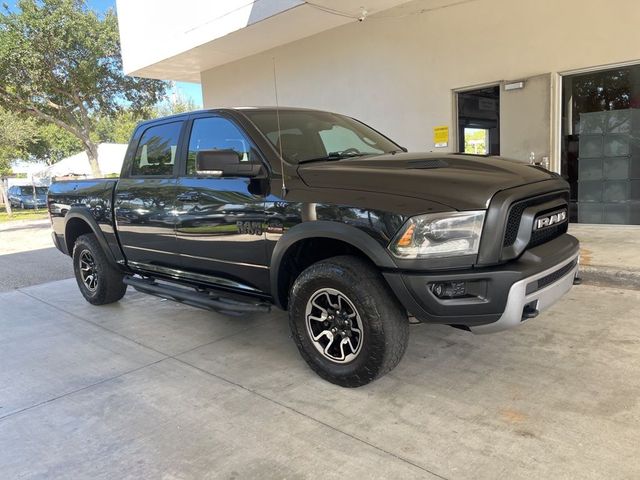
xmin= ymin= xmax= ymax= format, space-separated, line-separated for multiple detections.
xmin=117 ymin=0 xmax=414 ymax=81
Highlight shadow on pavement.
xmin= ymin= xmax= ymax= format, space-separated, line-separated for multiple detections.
xmin=0 ymin=223 xmax=51 ymax=234
xmin=0 ymin=247 xmax=74 ymax=292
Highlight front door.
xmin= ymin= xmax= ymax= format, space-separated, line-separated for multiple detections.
xmin=173 ymin=115 xmax=269 ymax=293
xmin=114 ymin=120 xmax=183 ymax=270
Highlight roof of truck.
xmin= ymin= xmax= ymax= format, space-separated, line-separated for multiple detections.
xmin=134 ymin=106 xmax=337 ymax=128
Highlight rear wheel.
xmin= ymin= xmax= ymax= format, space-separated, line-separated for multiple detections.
xmin=289 ymin=255 xmax=409 ymax=387
xmin=73 ymin=233 xmax=127 ymax=305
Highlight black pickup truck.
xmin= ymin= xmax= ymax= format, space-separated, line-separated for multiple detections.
xmin=48 ymin=107 xmax=580 ymax=387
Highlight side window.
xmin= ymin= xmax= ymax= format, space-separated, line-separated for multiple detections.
xmin=186 ymin=117 xmax=257 ymax=175
xmin=131 ymin=122 xmax=182 ymax=177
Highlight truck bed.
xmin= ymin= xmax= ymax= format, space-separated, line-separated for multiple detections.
xmin=48 ymin=179 xmax=120 ymax=259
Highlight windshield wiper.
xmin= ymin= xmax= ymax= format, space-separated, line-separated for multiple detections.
xmin=298 ymin=151 xmax=370 ymax=164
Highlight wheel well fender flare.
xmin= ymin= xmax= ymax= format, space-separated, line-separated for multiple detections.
xmin=64 ymin=207 xmax=118 ymax=266
xmin=269 ymin=221 xmax=397 ymax=308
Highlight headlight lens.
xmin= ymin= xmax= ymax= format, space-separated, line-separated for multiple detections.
xmin=389 ymin=211 xmax=485 ymax=259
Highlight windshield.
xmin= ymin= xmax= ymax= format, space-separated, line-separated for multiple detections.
xmin=19 ymin=187 xmax=47 ymax=195
xmin=243 ymin=110 xmax=401 ymax=164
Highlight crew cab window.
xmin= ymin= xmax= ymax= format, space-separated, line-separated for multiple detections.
xmin=186 ymin=117 xmax=257 ymax=175
xmin=131 ymin=122 xmax=182 ymax=176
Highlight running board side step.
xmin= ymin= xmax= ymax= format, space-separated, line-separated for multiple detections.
xmin=123 ymin=276 xmax=271 ymax=316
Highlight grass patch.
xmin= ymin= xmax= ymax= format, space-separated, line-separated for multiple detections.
xmin=0 ymin=205 xmax=49 ymax=223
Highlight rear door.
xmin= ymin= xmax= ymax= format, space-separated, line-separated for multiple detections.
xmin=172 ymin=113 xmax=269 ymax=293
xmin=114 ymin=120 xmax=185 ymax=270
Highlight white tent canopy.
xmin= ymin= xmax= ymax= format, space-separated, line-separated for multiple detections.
xmin=34 ymin=143 xmax=128 ymax=181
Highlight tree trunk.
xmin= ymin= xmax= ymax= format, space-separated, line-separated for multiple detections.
xmin=0 ymin=178 xmax=12 ymax=216
xmin=85 ymin=142 xmax=102 ymax=178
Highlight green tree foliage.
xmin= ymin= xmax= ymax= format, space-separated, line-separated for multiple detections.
xmin=0 ymin=107 xmax=38 ymax=215
xmin=0 ymin=108 xmax=36 ymax=170
xmin=93 ymin=94 xmax=199 ymax=144
xmin=30 ymin=122 xmax=83 ymax=165
xmin=93 ymin=109 xmax=141 ymax=145
xmin=0 ymin=0 xmax=168 ymax=177
xmin=155 ymin=92 xmax=199 ymax=117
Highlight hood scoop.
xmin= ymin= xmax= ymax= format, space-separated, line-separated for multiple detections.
xmin=407 ymin=159 xmax=449 ymax=169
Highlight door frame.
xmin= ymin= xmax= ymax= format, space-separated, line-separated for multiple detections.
xmin=452 ymin=81 xmax=501 ymax=157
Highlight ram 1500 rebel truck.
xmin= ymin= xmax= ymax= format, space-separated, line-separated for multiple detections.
xmin=48 ymin=107 xmax=580 ymax=387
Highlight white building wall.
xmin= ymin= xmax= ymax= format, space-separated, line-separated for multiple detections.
xmin=200 ymin=0 xmax=640 ymax=154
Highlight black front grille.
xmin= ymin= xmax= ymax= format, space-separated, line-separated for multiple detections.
xmin=503 ymin=201 xmax=530 ymax=247
xmin=526 ymin=259 xmax=577 ymax=295
xmin=503 ymin=192 xmax=569 ymax=249
xmin=529 ymin=220 xmax=568 ymax=248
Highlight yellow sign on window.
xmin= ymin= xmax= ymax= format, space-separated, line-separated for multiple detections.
xmin=433 ymin=126 xmax=449 ymax=148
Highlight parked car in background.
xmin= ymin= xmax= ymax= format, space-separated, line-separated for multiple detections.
xmin=8 ymin=186 xmax=48 ymax=209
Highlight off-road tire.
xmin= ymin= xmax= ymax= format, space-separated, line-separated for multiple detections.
xmin=73 ymin=233 xmax=127 ymax=305
xmin=289 ymin=255 xmax=409 ymax=387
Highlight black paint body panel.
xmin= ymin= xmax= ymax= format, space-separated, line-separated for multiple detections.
xmin=48 ymin=107 xmax=574 ymax=328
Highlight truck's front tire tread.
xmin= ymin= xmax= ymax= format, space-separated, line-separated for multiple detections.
xmin=73 ymin=233 xmax=127 ymax=305
xmin=288 ymin=255 xmax=409 ymax=387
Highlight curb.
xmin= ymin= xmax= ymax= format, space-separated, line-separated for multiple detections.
xmin=579 ymin=265 xmax=640 ymax=290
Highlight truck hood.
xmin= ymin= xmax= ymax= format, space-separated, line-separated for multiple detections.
xmin=296 ymin=152 xmax=559 ymax=210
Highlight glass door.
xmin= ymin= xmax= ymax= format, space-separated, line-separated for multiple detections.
xmin=561 ymin=64 xmax=640 ymax=224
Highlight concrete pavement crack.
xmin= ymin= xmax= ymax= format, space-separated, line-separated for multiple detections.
xmin=173 ymin=356 xmax=450 ymax=480
xmin=8 ymin=289 xmax=447 ymax=478
xmin=17 ymin=288 xmax=268 ymax=358
xmin=0 ymin=358 xmax=167 ymax=422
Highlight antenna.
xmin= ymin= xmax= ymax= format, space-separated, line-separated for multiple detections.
xmin=272 ymin=57 xmax=287 ymax=198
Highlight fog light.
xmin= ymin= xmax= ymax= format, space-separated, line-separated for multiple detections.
xmin=430 ymin=281 xmax=466 ymax=299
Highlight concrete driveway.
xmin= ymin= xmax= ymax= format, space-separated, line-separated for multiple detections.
xmin=1 ymin=277 xmax=639 ymax=479
xmin=0 ymin=219 xmax=73 ymax=291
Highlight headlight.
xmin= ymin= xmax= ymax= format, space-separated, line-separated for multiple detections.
xmin=389 ymin=211 xmax=485 ymax=259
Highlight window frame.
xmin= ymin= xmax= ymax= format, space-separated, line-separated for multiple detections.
xmin=177 ymin=113 xmax=267 ymax=178
xmin=127 ymin=120 xmax=187 ymax=179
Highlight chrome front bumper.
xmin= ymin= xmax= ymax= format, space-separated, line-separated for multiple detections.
xmin=470 ymin=251 xmax=580 ymax=334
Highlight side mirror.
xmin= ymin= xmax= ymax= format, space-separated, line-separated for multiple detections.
xmin=195 ymin=149 xmax=261 ymax=178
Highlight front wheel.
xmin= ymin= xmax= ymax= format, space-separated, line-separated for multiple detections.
xmin=73 ymin=233 xmax=127 ymax=305
xmin=289 ymin=256 xmax=409 ymax=387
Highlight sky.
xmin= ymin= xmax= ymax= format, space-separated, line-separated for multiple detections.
xmin=4 ymin=0 xmax=204 ymax=107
